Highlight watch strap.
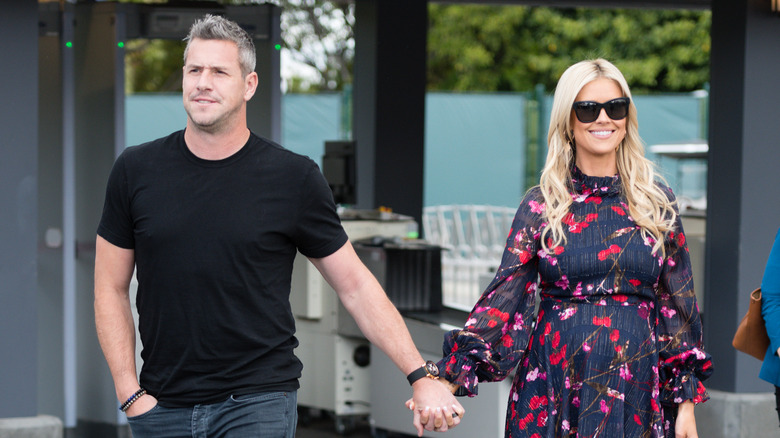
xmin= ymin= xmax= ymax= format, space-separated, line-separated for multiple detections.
xmin=406 ymin=366 xmax=429 ymax=385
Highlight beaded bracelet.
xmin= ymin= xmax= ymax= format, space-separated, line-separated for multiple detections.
xmin=119 ymin=388 xmax=147 ymax=412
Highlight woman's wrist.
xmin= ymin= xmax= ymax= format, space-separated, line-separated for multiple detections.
xmin=678 ymin=400 xmax=695 ymax=411
xmin=441 ymin=378 xmax=460 ymax=394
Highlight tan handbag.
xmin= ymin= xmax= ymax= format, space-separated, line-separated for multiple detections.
xmin=732 ymin=288 xmax=770 ymax=360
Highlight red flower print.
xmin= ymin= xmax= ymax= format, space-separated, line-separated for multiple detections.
xmin=502 ymin=334 xmax=514 ymax=348
xmin=488 ymin=308 xmax=510 ymax=322
xmin=584 ymin=196 xmax=602 ymax=204
xmin=571 ymin=223 xmax=586 ymax=233
xmin=611 ymin=206 xmax=626 ymax=215
xmin=610 ymin=329 xmax=620 ymax=342
xmin=518 ymin=250 xmax=533 ymax=264
xmin=529 ymin=395 xmax=547 ymax=410
xmin=552 ymin=331 xmax=560 ymax=349
xmin=537 ymin=410 xmax=548 ymax=427
xmin=676 ymin=232 xmax=686 ymax=246
xmin=550 ymin=345 xmax=567 ymax=365
xmin=518 ymin=412 xmax=534 ymax=430
xmin=612 ymin=294 xmax=628 ymax=303
xmin=563 ymin=212 xmax=575 ymax=225
xmin=544 ymin=322 xmax=552 ymax=336
xmin=651 ymin=398 xmax=660 ymax=412
xmin=597 ymin=244 xmax=621 ymax=261
xmin=628 ymin=279 xmax=641 ymax=287
xmin=593 ymin=316 xmax=612 ymax=327
xmin=634 ymin=414 xmax=642 ymax=426
xmin=585 ymin=213 xmax=598 ymax=222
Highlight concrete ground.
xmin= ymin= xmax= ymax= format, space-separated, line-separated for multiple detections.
xmin=295 ymin=409 xmax=415 ymax=438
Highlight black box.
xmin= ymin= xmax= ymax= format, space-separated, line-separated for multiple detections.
xmin=354 ymin=237 xmax=442 ymax=312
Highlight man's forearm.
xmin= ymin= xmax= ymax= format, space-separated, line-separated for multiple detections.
xmin=95 ymin=287 xmax=141 ymax=400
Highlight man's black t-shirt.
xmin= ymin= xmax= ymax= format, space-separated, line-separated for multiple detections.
xmin=97 ymin=130 xmax=348 ymax=407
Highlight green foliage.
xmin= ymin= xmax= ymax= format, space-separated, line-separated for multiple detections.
xmin=125 ymin=39 xmax=185 ymax=94
xmin=427 ymin=5 xmax=711 ymax=93
xmin=121 ymin=1 xmax=710 ymax=95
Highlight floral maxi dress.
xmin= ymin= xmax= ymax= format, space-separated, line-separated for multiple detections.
xmin=438 ymin=168 xmax=713 ymax=438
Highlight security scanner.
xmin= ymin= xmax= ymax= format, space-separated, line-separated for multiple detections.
xmin=291 ymin=209 xmax=510 ymax=436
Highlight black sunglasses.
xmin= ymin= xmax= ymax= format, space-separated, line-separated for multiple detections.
xmin=572 ymin=97 xmax=630 ymax=123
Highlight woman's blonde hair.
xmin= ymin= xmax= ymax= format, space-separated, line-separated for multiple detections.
xmin=539 ymin=58 xmax=677 ymax=256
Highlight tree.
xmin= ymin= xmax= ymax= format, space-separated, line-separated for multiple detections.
xmin=427 ymin=5 xmax=711 ymax=93
xmin=122 ymin=0 xmax=355 ymax=93
xmin=122 ymin=1 xmax=710 ymax=95
xmin=277 ymin=0 xmax=354 ymax=92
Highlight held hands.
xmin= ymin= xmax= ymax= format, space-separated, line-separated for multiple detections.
xmin=405 ymin=378 xmax=465 ymax=436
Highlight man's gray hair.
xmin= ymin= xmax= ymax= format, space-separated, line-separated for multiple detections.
xmin=183 ymin=14 xmax=256 ymax=76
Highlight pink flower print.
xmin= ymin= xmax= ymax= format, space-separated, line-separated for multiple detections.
xmin=660 ymin=306 xmax=677 ymax=318
xmin=572 ymin=396 xmax=580 ymax=407
xmin=559 ymin=307 xmax=577 ymax=320
xmin=572 ymin=192 xmax=589 ymax=203
xmin=583 ymin=342 xmax=591 ymax=352
xmin=511 ymin=313 xmax=525 ymax=331
xmin=637 ymin=302 xmax=651 ymax=319
xmin=526 ymin=367 xmax=539 ymax=381
xmin=600 ymin=399 xmax=609 ymax=414
xmin=562 ymin=420 xmax=570 ymax=431
xmin=555 ymin=275 xmax=570 ymax=289
xmin=528 ymin=200 xmax=545 ymax=214
xmin=620 ymin=363 xmax=633 ymax=381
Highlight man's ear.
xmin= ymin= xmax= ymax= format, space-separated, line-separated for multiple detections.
xmin=244 ymin=72 xmax=259 ymax=101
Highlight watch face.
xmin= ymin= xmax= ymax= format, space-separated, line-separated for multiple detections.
xmin=425 ymin=361 xmax=439 ymax=377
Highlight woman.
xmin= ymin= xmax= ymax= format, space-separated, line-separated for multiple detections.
xmin=432 ymin=59 xmax=713 ymax=437
xmin=760 ymin=227 xmax=780 ymax=426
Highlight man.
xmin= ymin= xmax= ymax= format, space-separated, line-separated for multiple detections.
xmin=94 ymin=14 xmax=462 ymax=438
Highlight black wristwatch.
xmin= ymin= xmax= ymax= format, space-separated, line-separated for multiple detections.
xmin=407 ymin=360 xmax=440 ymax=385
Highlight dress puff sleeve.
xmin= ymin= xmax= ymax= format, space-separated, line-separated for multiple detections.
xmin=655 ymin=193 xmax=713 ymax=406
xmin=436 ymin=189 xmax=545 ymax=396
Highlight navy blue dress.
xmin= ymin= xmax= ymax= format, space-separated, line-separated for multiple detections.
xmin=438 ymin=167 xmax=712 ymax=437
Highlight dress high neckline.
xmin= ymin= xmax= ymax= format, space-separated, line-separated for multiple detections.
xmin=570 ymin=165 xmax=621 ymax=197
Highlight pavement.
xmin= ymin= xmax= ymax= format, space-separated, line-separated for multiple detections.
xmin=295 ymin=409 xmax=416 ymax=438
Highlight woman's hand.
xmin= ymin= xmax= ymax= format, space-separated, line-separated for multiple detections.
xmin=404 ymin=379 xmax=465 ymax=436
xmin=675 ymin=400 xmax=698 ymax=438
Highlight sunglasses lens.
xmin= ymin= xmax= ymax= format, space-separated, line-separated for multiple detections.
xmin=573 ymin=98 xmax=629 ymax=123
xmin=574 ymin=102 xmax=599 ymax=123
xmin=606 ymin=99 xmax=628 ymax=120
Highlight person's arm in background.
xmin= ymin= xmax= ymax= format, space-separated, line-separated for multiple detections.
xmin=94 ymin=235 xmax=157 ymax=416
xmin=760 ymin=229 xmax=780 ymax=357
xmin=309 ymin=241 xmax=465 ymax=436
